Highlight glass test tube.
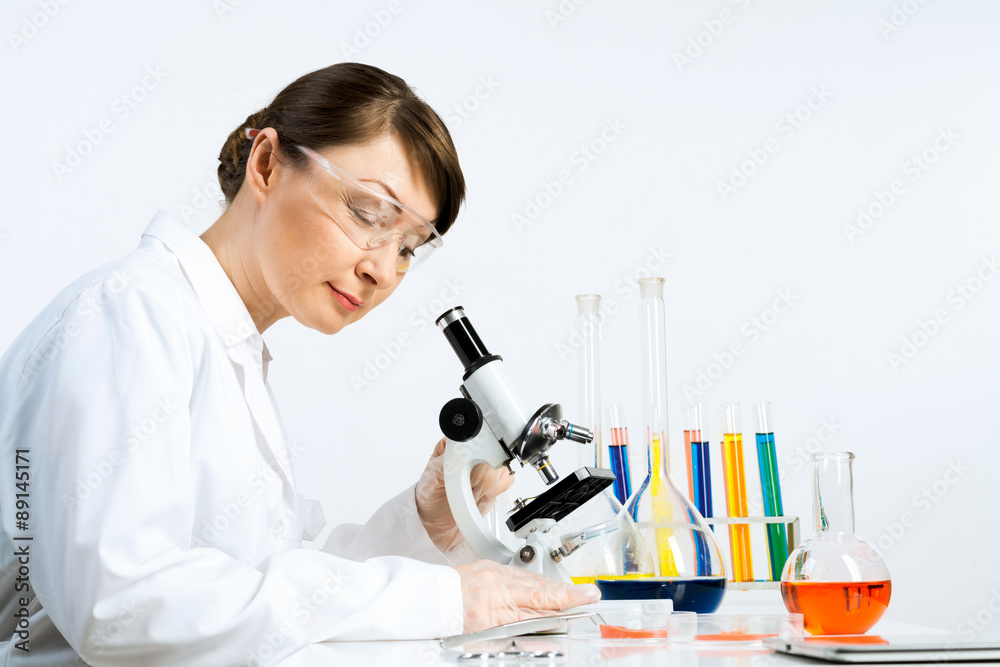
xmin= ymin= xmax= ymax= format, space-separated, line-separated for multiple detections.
xmin=721 ymin=403 xmax=753 ymax=582
xmin=683 ymin=406 xmax=695 ymax=503
xmin=576 ymin=295 xmax=602 ymax=470
xmin=684 ymin=403 xmax=713 ymax=576
xmin=687 ymin=403 xmax=713 ymax=524
xmin=639 ymin=277 xmax=679 ymax=576
xmin=755 ymin=402 xmax=788 ymax=581
xmin=606 ymin=405 xmax=632 ymax=508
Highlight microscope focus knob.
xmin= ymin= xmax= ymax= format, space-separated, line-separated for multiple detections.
xmin=439 ymin=397 xmax=483 ymax=442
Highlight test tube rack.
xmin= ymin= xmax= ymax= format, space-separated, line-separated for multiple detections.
xmin=704 ymin=515 xmax=800 ymax=590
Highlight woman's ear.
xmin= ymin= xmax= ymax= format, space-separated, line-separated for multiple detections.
xmin=244 ymin=127 xmax=284 ymax=205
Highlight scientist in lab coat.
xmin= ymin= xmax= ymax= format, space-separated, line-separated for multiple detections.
xmin=0 ymin=63 xmax=600 ymax=666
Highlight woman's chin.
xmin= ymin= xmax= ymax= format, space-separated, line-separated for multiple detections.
xmin=314 ymin=317 xmax=348 ymax=336
xmin=289 ymin=308 xmax=349 ymax=336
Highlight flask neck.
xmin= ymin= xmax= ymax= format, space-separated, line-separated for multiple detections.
xmin=647 ymin=428 xmax=669 ymax=476
xmin=639 ymin=278 xmax=668 ymax=470
xmin=812 ymin=453 xmax=856 ymax=535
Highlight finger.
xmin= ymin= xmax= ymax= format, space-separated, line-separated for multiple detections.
xmin=470 ymin=464 xmax=513 ymax=500
xmin=560 ymin=583 xmax=602 ymax=606
xmin=535 ymin=583 xmax=602 ymax=610
xmin=468 ymin=462 xmax=496 ymax=488
xmin=509 ymin=577 xmax=602 ymax=611
xmin=475 ymin=465 xmax=514 ymax=494
xmin=429 ymin=437 xmax=447 ymax=459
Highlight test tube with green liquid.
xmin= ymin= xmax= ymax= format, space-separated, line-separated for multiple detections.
xmin=754 ymin=402 xmax=788 ymax=581
xmin=721 ymin=403 xmax=753 ymax=582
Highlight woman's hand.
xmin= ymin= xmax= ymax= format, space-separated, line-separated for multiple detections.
xmin=415 ymin=437 xmax=514 ymax=553
xmin=454 ymin=560 xmax=601 ymax=633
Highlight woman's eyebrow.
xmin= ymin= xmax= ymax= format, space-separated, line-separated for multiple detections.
xmin=359 ymin=178 xmax=399 ymax=201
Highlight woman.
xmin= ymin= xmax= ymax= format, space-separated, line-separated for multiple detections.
xmin=0 ymin=63 xmax=598 ymax=666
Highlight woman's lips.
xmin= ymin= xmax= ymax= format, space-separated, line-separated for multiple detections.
xmin=329 ymin=283 xmax=363 ymax=312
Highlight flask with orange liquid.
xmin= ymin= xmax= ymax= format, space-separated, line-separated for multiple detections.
xmin=780 ymin=452 xmax=891 ymax=635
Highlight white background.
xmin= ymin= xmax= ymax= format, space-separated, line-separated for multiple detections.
xmin=2 ymin=0 xmax=998 ymax=635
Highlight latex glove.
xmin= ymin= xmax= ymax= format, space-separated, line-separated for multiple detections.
xmin=455 ymin=560 xmax=602 ymax=633
xmin=416 ymin=437 xmax=514 ymax=554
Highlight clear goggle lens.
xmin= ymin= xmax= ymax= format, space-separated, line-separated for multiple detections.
xmin=300 ymin=145 xmax=442 ymax=272
xmin=307 ymin=171 xmax=438 ymax=272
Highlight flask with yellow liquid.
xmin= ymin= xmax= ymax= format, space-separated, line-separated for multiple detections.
xmin=592 ymin=278 xmax=727 ymax=613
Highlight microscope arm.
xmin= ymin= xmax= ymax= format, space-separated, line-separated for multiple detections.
xmin=442 ymin=430 xmax=515 ymax=564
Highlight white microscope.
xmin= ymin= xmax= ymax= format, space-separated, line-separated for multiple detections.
xmin=436 ymin=307 xmax=615 ymax=582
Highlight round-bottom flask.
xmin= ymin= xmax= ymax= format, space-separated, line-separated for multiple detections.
xmin=590 ymin=438 xmax=727 ymax=613
xmin=780 ymin=452 xmax=891 ymax=635
xmin=587 ymin=421 xmax=727 ymax=611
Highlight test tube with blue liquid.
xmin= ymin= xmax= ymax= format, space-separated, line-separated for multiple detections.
xmin=606 ymin=405 xmax=632 ymax=509
xmin=754 ymin=402 xmax=788 ymax=581
xmin=684 ymin=404 xmax=713 ymax=527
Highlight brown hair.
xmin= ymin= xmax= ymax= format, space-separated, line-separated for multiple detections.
xmin=217 ymin=63 xmax=465 ymax=234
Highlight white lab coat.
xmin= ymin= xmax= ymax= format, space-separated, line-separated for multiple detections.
xmin=0 ymin=212 xmax=463 ymax=666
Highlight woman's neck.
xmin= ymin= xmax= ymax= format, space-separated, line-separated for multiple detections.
xmin=200 ymin=197 xmax=286 ymax=334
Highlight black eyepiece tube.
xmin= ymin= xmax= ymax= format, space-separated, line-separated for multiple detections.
xmin=436 ymin=307 xmax=491 ymax=371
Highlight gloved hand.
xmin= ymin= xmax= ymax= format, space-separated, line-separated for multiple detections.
xmin=454 ymin=560 xmax=601 ymax=633
xmin=416 ymin=437 xmax=514 ymax=554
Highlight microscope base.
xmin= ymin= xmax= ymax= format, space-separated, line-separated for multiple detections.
xmin=510 ymin=519 xmax=570 ymax=583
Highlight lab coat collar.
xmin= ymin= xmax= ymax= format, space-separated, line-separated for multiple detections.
xmin=141 ymin=211 xmax=294 ymax=490
xmin=141 ymin=211 xmax=261 ymax=351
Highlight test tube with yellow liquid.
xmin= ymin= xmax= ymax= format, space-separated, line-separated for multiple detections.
xmin=595 ymin=278 xmax=727 ymax=612
xmin=720 ymin=402 xmax=753 ymax=582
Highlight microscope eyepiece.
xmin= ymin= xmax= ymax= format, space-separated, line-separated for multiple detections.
xmin=437 ymin=307 xmax=502 ymax=378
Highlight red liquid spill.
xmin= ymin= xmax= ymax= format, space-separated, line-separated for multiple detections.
xmin=600 ymin=625 xmax=668 ymax=639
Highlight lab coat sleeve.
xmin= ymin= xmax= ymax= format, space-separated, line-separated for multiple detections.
xmin=8 ymin=271 xmax=463 ymax=666
xmin=321 ymin=485 xmax=454 ymax=565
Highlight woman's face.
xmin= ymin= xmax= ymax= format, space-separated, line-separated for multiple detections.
xmin=252 ymin=134 xmax=438 ymax=335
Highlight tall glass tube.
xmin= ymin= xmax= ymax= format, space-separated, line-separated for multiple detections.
xmin=638 ymin=278 xmax=678 ymax=576
xmin=576 ymin=295 xmax=602 ymax=470
xmin=721 ymin=402 xmax=753 ymax=582
xmin=754 ymin=402 xmax=788 ymax=581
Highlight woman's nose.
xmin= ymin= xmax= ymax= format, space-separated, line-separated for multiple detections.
xmin=359 ymin=243 xmax=399 ymax=287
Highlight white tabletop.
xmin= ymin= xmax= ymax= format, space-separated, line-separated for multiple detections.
xmin=285 ymin=631 xmax=950 ymax=667
xmin=285 ymin=592 xmax=947 ymax=666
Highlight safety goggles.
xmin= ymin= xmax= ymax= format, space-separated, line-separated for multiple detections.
xmin=296 ymin=144 xmax=442 ymax=273
xmin=245 ymin=129 xmax=442 ymax=272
